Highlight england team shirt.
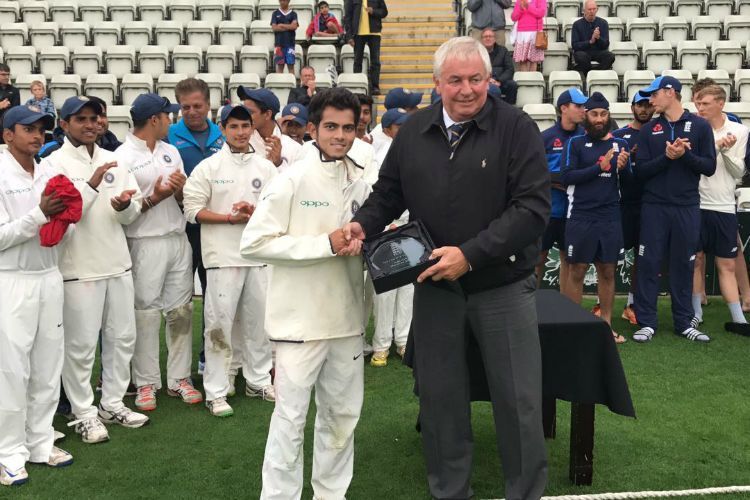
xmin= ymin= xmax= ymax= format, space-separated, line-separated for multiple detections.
xmin=541 ymin=121 xmax=584 ymax=219
xmin=612 ymin=125 xmax=643 ymax=207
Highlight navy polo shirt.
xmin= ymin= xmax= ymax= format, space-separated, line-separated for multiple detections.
xmin=541 ymin=121 xmax=584 ymax=219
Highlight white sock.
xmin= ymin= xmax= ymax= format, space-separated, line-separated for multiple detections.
xmin=728 ymin=302 xmax=747 ymax=323
xmin=692 ymin=293 xmax=703 ymax=320
xmin=627 ymin=292 xmax=634 ymax=306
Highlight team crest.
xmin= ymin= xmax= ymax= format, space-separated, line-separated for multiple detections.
xmin=403 ymin=88 xmax=412 ymax=94
xmin=351 ymin=200 xmax=360 ymax=215
xmin=290 ymin=105 xmax=300 ymax=114
xmin=684 ymin=121 xmax=692 ymax=132
xmin=653 ymin=123 xmax=663 ymax=133
xmin=163 ymin=154 xmax=172 ymax=163
xmin=252 ymin=178 xmax=262 ymax=189
xmin=553 ymin=138 xmax=562 ymax=148
xmin=104 ymin=172 xmax=115 ymax=184
xmin=27 ymin=105 xmax=41 ymax=113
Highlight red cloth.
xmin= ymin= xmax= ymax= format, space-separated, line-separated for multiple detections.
xmin=39 ymin=174 xmax=82 ymax=247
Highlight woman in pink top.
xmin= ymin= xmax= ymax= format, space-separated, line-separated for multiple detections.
xmin=511 ymin=0 xmax=547 ymax=71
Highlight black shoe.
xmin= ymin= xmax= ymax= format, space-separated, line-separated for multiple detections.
xmin=725 ymin=322 xmax=750 ymax=337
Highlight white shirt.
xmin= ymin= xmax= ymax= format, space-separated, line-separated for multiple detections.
xmin=294 ymin=138 xmax=376 ymax=185
xmin=250 ymin=123 xmax=303 ymax=173
xmin=115 ymin=133 xmax=187 ymax=239
xmin=699 ymin=115 xmax=749 ymax=214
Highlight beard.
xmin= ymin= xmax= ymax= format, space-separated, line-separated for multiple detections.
xmin=584 ymin=117 xmax=610 ymax=140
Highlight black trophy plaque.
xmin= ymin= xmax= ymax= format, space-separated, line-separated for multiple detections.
xmin=363 ymin=220 xmax=439 ymax=294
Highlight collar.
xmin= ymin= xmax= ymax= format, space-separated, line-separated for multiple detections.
xmin=312 ymin=142 xmax=365 ymax=170
xmin=172 ymin=119 xmax=222 ymax=147
xmin=423 ymin=97 xmax=494 ymax=134
xmin=2 ymin=149 xmax=39 ymax=178
xmin=659 ymin=109 xmax=693 ymax=125
xmin=126 ymin=132 xmax=159 ymax=153
xmin=278 ymin=8 xmax=292 ymax=15
xmin=714 ymin=113 xmax=729 ymax=133
xmin=61 ymin=136 xmax=100 ymax=162
xmin=220 ymin=141 xmax=258 ymax=165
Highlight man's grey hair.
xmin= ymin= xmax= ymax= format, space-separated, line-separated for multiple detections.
xmin=433 ymin=36 xmax=492 ymax=79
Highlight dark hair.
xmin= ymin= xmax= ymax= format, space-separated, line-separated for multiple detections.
xmin=355 ymin=93 xmax=373 ymax=108
xmin=132 ymin=117 xmax=149 ymax=129
xmin=318 ymin=1 xmax=329 ymax=7
xmin=0 ymin=63 xmax=10 ymax=73
xmin=308 ymin=87 xmax=361 ymax=127
xmin=692 ymin=78 xmax=717 ymax=96
xmin=175 ymin=78 xmax=210 ymax=104
xmin=87 ymin=95 xmax=108 ymax=113
xmin=250 ymin=98 xmax=274 ymax=116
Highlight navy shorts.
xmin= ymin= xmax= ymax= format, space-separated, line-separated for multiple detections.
xmin=541 ymin=217 xmax=566 ymax=252
xmin=621 ymin=204 xmax=640 ymax=251
xmin=274 ymin=46 xmax=296 ymax=66
xmin=699 ymin=209 xmax=738 ymax=258
xmin=565 ymin=218 xmax=624 ymax=264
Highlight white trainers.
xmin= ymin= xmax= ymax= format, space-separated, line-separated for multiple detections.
xmin=246 ymin=383 xmax=276 ymax=402
xmin=68 ymin=417 xmax=109 ymax=444
xmin=0 ymin=464 xmax=28 ymax=486
xmin=679 ymin=327 xmax=710 ymax=343
xmin=206 ymin=397 xmax=234 ymax=417
xmin=31 ymin=446 xmax=73 ymax=468
xmin=228 ymin=374 xmax=236 ymax=398
xmin=98 ymin=405 xmax=150 ymax=428
xmin=632 ymin=327 xmax=655 ymax=343
xmin=167 ymin=378 xmax=203 ymax=405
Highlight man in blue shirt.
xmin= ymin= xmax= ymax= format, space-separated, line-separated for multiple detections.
xmin=612 ymin=90 xmax=655 ymax=325
xmin=561 ymin=92 xmax=630 ymax=344
xmin=537 ymin=88 xmax=586 ymax=290
xmin=633 ymin=76 xmax=716 ymax=343
xmin=571 ymin=0 xmax=615 ymax=75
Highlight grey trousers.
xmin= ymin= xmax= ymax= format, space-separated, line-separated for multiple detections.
xmin=412 ymin=276 xmax=548 ymax=500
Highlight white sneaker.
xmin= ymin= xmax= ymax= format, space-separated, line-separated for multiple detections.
xmin=680 ymin=327 xmax=710 ymax=343
xmin=245 ymin=383 xmax=275 ymax=402
xmin=632 ymin=327 xmax=655 ymax=343
xmin=54 ymin=430 xmax=65 ymax=443
xmin=68 ymin=417 xmax=109 ymax=444
xmin=0 ymin=464 xmax=28 ymax=486
xmin=31 ymin=446 xmax=73 ymax=468
xmin=206 ymin=397 xmax=234 ymax=417
xmin=228 ymin=374 xmax=236 ymax=398
xmin=98 ymin=405 xmax=150 ymax=428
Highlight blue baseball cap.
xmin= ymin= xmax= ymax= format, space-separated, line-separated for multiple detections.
xmin=59 ymin=95 xmax=103 ymax=121
xmin=381 ymin=108 xmax=409 ymax=128
xmin=281 ymin=103 xmax=308 ymax=127
xmin=640 ymin=76 xmax=682 ymax=96
xmin=556 ymin=88 xmax=588 ymax=108
xmin=2 ymin=104 xmax=55 ymax=130
xmin=384 ymin=87 xmax=422 ymax=110
xmin=631 ymin=90 xmax=649 ymax=105
xmin=130 ymin=93 xmax=180 ymax=121
xmin=237 ymin=86 xmax=280 ymax=116
xmin=220 ymin=104 xmax=253 ymax=126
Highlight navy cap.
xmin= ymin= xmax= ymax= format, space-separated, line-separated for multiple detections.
xmin=281 ymin=103 xmax=308 ymax=126
xmin=585 ymin=91 xmax=609 ymax=111
xmin=381 ymin=108 xmax=409 ymax=128
xmin=384 ymin=87 xmax=422 ymax=110
xmin=2 ymin=104 xmax=55 ymax=130
xmin=640 ymin=76 xmax=682 ymax=96
xmin=237 ymin=86 xmax=280 ymax=116
xmin=430 ymin=88 xmax=441 ymax=105
xmin=556 ymin=88 xmax=588 ymax=107
xmin=631 ymin=90 xmax=649 ymax=105
xmin=220 ymin=104 xmax=253 ymax=126
xmin=60 ymin=95 xmax=103 ymax=121
xmin=130 ymin=93 xmax=180 ymax=121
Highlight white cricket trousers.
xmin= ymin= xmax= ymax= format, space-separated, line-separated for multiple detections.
xmin=0 ymin=270 xmax=64 ymax=471
xmin=261 ymin=336 xmax=364 ymax=500
xmin=128 ymin=234 xmax=194 ymax=389
xmin=61 ymin=273 xmax=136 ymax=419
xmin=372 ymin=284 xmax=414 ymax=352
xmin=203 ymin=266 xmax=272 ymax=401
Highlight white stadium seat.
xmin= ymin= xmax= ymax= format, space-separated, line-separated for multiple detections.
xmin=697 ymin=69 xmax=732 ymax=97
xmin=39 ymin=46 xmax=70 ymax=77
xmin=92 ymin=22 xmax=123 ymax=52
xmin=610 ymin=40 xmax=640 ymax=76
xmin=314 ymin=73 xmax=333 ymax=88
xmin=659 ymin=16 xmax=689 ymax=48
xmin=609 ymin=102 xmax=633 ymax=123
xmin=514 ymin=71 xmax=546 ymax=108
xmin=340 ymin=44 xmax=369 ymax=74
xmin=49 ymin=0 xmax=77 ymax=23
xmin=0 ymin=22 xmax=28 ymax=50
xmin=662 ymin=68 xmax=694 ymax=101
xmin=172 ymin=45 xmax=203 ymax=77
xmin=738 ymin=0 xmax=750 ymax=15
xmin=548 ymin=71 xmax=583 ymax=103
xmin=249 ymin=19 xmax=275 ymax=51
xmin=705 ymin=0 xmax=733 ymax=17
xmin=725 ymin=15 xmax=750 ymax=41
xmin=20 ymin=1 xmax=49 ymax=25
xmin=624 ymin=69 xmax=656 ymax=99
xmin=613 ymin=0 xmax=641 ymax=19
xmin=84 ymin=73 xmax=119 ymax=105
xmin=690 ymin=16 xmax=722 ymax=44
xmin=79 ymin=0 xmax=106 ymax=23
xmin=627 ymin=17 xmax=657 ymax=48
xmin=587 ymin=70 xmax=620 ymax=103
xmin=723 ymin=102 xmax=750 ymax=120
xmin=154 ymin=21 xmax=185 ymax=49
xmin=642 ymin=41 xmax=674 ymax=73
xmin=674 ymin=0 xmax=702 ymax=18
xmin=138 ymin=46 xmax=170 ymax=77
xmin=156 ymin=73 xmax=188 ymax=103
xmin=71 ymin=46 xmax=102 ymax=79
xmin=60 ymin=21 xmax=89 ymax=50
xmin=186 ymin=20 xmax=215 ymax=47
xmin=257 ymin=0 xmax=279 ymax=20
xmin=336 ymin=73 xmax=368 ymax=97
xmin=543 ymin=17 xmax=560 ymax=44
xmin=196 ymin=73 xmax=225 ymax=110
xmin=228 ymin=73 xmax=261 ymax=103
xmin=105 ymin=45 xmax=136 ymax=78
xmin=542 ymin=42 xmax=570 ymax=77
xmin=49 ymin=74 xmax=82 ymax=108
xmin=734 ymin=69 xmax=750 ymax=102
xmin=139 ymin=0 xmax=167 ymax=23
xmin=169 ymin=0 xmax=196 ymax=23
xmin=197 ymin=0 xmax=226 ymax=25
xmin=327 ymin=0 xmax=343 ymax=20
xmin=306 ymin=45 xmax=337 ymax=76
xmin=30 ymin=22 xmax=59 ymax=50
xmin=290 ymin=0 xmax=314 ymax=40
xmin=677 ymin=40 xmax=709 ymax=76
xmin=14 ymin=74 xmax=47 ymax=104
xmin=523 ymin=103 xmax=557 ymax=131
xmin=644 ymin=0 xmax=671 ymax=18
xmin=239 ymin=45 xmax=270 ymax=78
xmin=228 ymin=0 xmax=255 ymax=23
xmin=712 ymin=40 xmax=744 ymax=75
xmin=106 ymin=105 xmax=133 ymax=139
xmin=563 ymin=17 xmax=580 ymax=46
xmin=596 ymin=0 xmax=614 ymax=15
xmin=206 ymin=45 xmax=236 ymax=79
xmin=266 ymin=72 xmax=298 ymax=107
xmin=218 ymin=20 xmax=247 ymax=51
xmin=122 ymin=21 xmax=153 ymax=51
xmin=552 ymin=0 xmax=580 ymax=23
xmin=0 ymin=1 xmax=20 ymax=24
xmin=5 ymin=47 xmax=38 ymax=77
xmin=603 ymin=17 xmax=624 ymax=42
xmin=108 ymin=0 xmax=137 ymax=23
xmin=121 ymin=74 xmax=154 ymax=106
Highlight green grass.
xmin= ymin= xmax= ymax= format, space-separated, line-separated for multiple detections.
xmin=3 ymin=296 xmax=750 ymax=499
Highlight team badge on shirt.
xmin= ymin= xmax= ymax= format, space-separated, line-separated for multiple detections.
xmin=163 ymin=154 xmax=172 ymax=163
xmin=553 ymin=138 xmax=563 ymax=148
xmin=252 ymin=178 xmax=262 ymax=189
xmin=351 ymin=200 xmax=360 ymax=216
xmin=104 ymin=172 xmax=115 ymax=184
xmin=652 ymin=123 xmax=663 ymax=135
xmin=684 ymin=121 xmax=692 ymax=132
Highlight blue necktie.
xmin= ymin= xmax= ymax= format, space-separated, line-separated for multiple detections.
xmin=447 ymin=122 xmax=467 ymax=150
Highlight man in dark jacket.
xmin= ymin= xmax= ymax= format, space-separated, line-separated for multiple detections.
xmin=481 ymin=28 xmax=518 ymax=105
xmin=0 ymin=63 xmax=21 ymax=144
xmin=287 ymin=66 xmax=317 ymax=106
xmin=343 ymin=36 xmax=549 ymax=500
xmin=344 ymin=0 xmax=388 ymax=94
xmin=571 ymin=0 xmax=615 ymax=74
xmin=467 ymin=0 xmax=512 ymax=45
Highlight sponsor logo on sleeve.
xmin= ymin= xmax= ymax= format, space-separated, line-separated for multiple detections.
xmin=652 ymin=123 xmax=663 ymax=135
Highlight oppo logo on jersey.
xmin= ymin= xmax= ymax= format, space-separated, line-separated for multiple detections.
xmin=5 ymin=187 xmax=32 ymax=195
xmin=211 ymin=179 xmax=235 ymax=184
xmin=300 ymin=200 xmax=330 ymax=208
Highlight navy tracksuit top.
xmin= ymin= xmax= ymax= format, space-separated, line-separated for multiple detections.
xmin=612 ymin=125 xmax=643 ymax=206
xmin=541 ymin=121 xmax=584 ymax=219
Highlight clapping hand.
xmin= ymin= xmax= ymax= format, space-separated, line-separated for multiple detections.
xmin=111 ymin=189 xmax=137 ymax=211
xmin=616 ymin=150 xmax=630 ymax=171
xmin=599 ymin=148 xmax=615 ymax=171
xmin=716 ymin=133 xmax=737 ymax=152
xmin=666 ymin=138 xmax=691 ymax=159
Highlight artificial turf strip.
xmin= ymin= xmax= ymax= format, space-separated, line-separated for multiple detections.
xmin=3 ymin=297 xmax=750 ymax=500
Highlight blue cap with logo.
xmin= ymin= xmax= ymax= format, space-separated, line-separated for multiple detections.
xmin=631 ymin=90 xmax=649 ymax=105
xmin=556 ymin=88 xmax=588 ymax=108
xmin=384 ymin=87 xmax=422 ymax=110
xmin=381 ymin=108 xmax=409 ymax=128
xmin=237 ymin=86 xmax=280 ymax=116
xmin=2 ymin=104 xmax=55 ymax=130
xmin=130 ymin=93 xmax=180 ymax=121
xmin=60 ymin=95 xmax=103 ymax=121
xmin=220 ymin=104 xmax=253 ymax=126
xmin=640 ymin=76 xmax=682 ymax=96
xmin=281 ymin=103 xmax=308 ymax=126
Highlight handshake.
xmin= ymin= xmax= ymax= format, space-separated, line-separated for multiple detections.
xmin=329 ymin=222 xmax=366 ymax=256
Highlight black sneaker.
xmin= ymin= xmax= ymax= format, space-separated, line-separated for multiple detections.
xmin=725 ymin=322 xmax=750 ymax=337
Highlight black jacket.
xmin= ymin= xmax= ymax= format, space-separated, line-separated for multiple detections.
xmin=288 ymin=85 xmax=314 ymax=106
xmin=353 ymin=95 xmax=551 ymax=294
xmin=571 ymin=16 xmax=610 ymax=52
xmin=488 ymin=44 xmax=514 ymax=83
xmin=344 ymin=0 xmax=388 ymax=39
xmin=0 ymin=84 xmax=20 ymax=121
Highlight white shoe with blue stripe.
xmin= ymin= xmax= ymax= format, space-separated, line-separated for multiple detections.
xmin=0 ymin=464 xmax=28 ymax=486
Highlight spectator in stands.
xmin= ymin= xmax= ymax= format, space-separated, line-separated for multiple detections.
xmin=271 ymin=0 xmax=299 ymax=74
xmin=25 ymin=81 xmax=56 ymax=119
xmin=39 ymin=96 xmax=121 ymax=158
xmin=572 ymin=0 xmax=615 ymax=75
xmin=306 ymin=0 xmax=344 ymax=39
xmin=467 ymin=0 xmax=512 ymax=45
xmin=511 ymin=0 xmax=547 ymax=72
xmin=0 ymin=64 xmax=21 ymax=144
xmin=344 ymin=0 xmax=388 ymax=95
xmin=288 ymin=66 xmax=318 ymax=107
xmin=481 ymin=28 xmax=518 ymax=105
xmin=355 ymin=93 xmax=374 ymax=140
xmin=279 ymin=102 xmax=308 ymax=144
xmin=370 ymin=87 xmax=421 ymax=157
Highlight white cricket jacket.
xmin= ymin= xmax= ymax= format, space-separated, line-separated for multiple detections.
xmin=250 ymin=123 xmax=303 ymax=173
xmin=700 ymin=116 xmax=749 ymax=214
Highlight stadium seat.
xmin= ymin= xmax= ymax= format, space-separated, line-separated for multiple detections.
xmin=698 ymin=69 xmax=732 ymax=97
xmin=0 ymin=1 xmax=20 ymax=24
xmin=291 ymin=0 xmax=314 ymax=41
xmin=30 ymin=22 xmax=59 ymax=49
xmin=92 ymin=22 xmax=123 ymax=52
xmin=206 ymin=45 xmax=236 ymax=79
xmin=38 ymin=46 xmax=70 ymax=77
xmin=690 ymin=16 xmax=722 ymax=44
xmin=735 ymin=68 xmax=750 ymax=101
xmin=196 ymin=73 xmax=225 ymax=110
xmin=5 ymin=47 xmax=37 ymax=77
xmin=705 ymin=0 xmax=733 ymax=17
xmin=723 ymin=101 xmax=750 ymax=119
xmin=725 ymin=15 xmax=750 ymax=41
xmin=156 ymin=73 xmax=188 ymax=103
xmin=712 ymin=40 xmax=744 ymax=75
xmin=738 ymin=0 xmax=750 ymax=15
xmin=79 ymin=0 xmax=106 ymax=23
xmin=306 ymin=44 xmax=337 ymax=76
xmin=598 ymin=0 xmax=615 ymax=15
xmin=14 ymin=74 xmax=47 ymax=104
xmin=49 ymin=74 xmax=82 ymax=108
xmin=340 ymin=44 xmax=370 ymax=74
xmin=604 ymin=17 xmax=624 ymax=42
xmin=105 ymin=45 xmax=136 ymax=78
xmin=172 ymin=45 xmax=203 ymax=77
xmin=139 ymin=0 xmax=167 ymax=23
xmin=138 ymin=46 xmax=169 ymax=77
xmin=674 ymin=0 xmax=702 ymax=18
xmin=552 ymin=0 xmax=580 ymax=23
xmin=644 ymin=0 xmax=671 ymax=18
xmin=610 ymin=40 xmax=640 ymax=76
xmin=0 ymin=47 xmax=4 ymax=64
xmin=257 ymin=0 xmax=279 ymax=20
xmin=154 ymin=21 xmax=184 ymax=49
xmin=562 ymin=17 xmax=580 ymax=46
xmin=170 ymin=0 xmax=196 ymax=23
xmin=314 ymin=73 xmax=333 ymax=88
xmin=122 ymin=21 xmax=153 ymax=51
xmin=642 ymin=41 xmax=674 ymax=73
xmin=613 ymin=0 xmax=642 ymax=19
xmin=121 ymin=74 xmax=154 ymax=105
xmin=587 ymin=70 xmax=620 ymax=103
xmin=327 ymin=0 xmax=343 ymax=21
xmin=60 ymin=21 xmax=89 ymax=50
xmin=336 ymin=73 xmax=368 ymax=97
xmin=542 ymin=42 xmax=570 ymax=77
xmin=746 ymin=40 xmax=750 ymax=66
xmin=250 ymin=19 xmax=275 ymax=50
xmin=186 ymin=20 xmax=215 ymax=47
xmin=20 ymin=1 xmax=49 ymax=25
xmin=522 ymin=103 xmax=557 ymax=131
xmin=0 ymin=23 xmax=28 ymax=50
xmin=197 ymin=0 xmax=226 ymax=25
xmin=683 ymin=101 xmax=696 ymax=112
xmin=627 ymin=17 xmax=657 ymax=48
xmin=48 ymin=0 xmax=76 ymax=23
xmin=660 ymin=16 xmax=689 ymax=47
xmin=228 ymin=73 xmax=261 ymax=103
xmin=514 ymin=71 xmax=545 ymax=108
xmin=548 ymin=71 xmax=583 ymax=103
xmin=609 ymin=102 xmax=633 ymax=123
xmin=543 ymin=17 xmax=560 ymax=43
xmin=218 ymin=20 xmax=247 ymax=51
xmin=71 ymin=46 xmax=102 ymax=78
xmin=677 ymin=40 xmax=709 ymax=75
xmin=106 ymin=105 xmax=133 ymax=138
xmin=623 ymin=69 xmax=656 ymax=99
xmin=228 ymin=0 xmax=256 ymax=23
xmin=108 ymin=0 xmax=137 ymax=23
xmin=84 ymin=73 xmax=118 ymax=104
xmin=662 ymin=68 xmax=694 ymax=101
xmin=265 ymin=72 xmax=298 ymax=108
xmin=239 ymin=45 xmax=270 ymax=78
